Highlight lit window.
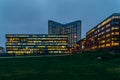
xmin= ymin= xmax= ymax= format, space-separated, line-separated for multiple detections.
xmin=112 ymin=32 xmax=119 ymax=35
xmin=106 ymin=24 xmax=110 ymax=28
xmin=98 ymin=25 xmax=101 ymax=28
xmin=98 ymin=38 xmax=100 ymax=40
xmin=101 ymin=45 xmax=105 ymax=48
xmin=115 ymin=32 xmax=119 ymax=35
xmin=98 ymin=29 xmax=100 ymax=33
xmin=102 ymin=32 xmax=105 ymax=35
xmin=112 ymin=42 xmax=119 ymax=46
xmin=92 ymin=47 xmax=95 ymax=49
xmin=98 ymin=46 xmax=101 ymax=48
xmin=111 ymin=32 xmax=114 ymax=35
xmin=112 ymin=27 xmax=119 ymax=30
xmin=112 ymin=16 xmax=120 ymax=19
xmin=101 ymin=40 xmax=105 ymax=43
xmin=112 ymin=38 xmax=119 ymax=41
xmin=106 ymin=29 xmax=110 ymax=33
xmin=98 ymin=33 xmax=101 ymax=36
xmin=106 ymin=44 xmax=110 ymax=47
xmin=101 ymin=27 xmax=105 ymax=30
xmin=102 ymin=36 xmax=105 ymax=39
xmin=106 ymin=34 xmax=110 ymax=37
xmin=106 ymin=39 xmax=110 ymax=42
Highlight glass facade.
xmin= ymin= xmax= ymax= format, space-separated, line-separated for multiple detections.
xmin=48 ymin=20 xmax=81 ymax=48
xmin=6 ymin=34 xmax=69 ymax=55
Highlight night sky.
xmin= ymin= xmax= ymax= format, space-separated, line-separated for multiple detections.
xmin=0 ymin=0 xmax=120 ymax=46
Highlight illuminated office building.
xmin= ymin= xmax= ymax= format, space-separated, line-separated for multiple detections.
xmin=48 ymin=20 xmax=81 ymax=48
xmin=6 ymin=34 xmax=69 ymax=55
xmin=84 ymin=13 xmax=120 ymax=51
xmin=74 ymin=13 xmax=120 ymax=52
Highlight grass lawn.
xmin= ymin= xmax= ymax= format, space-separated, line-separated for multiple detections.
xmin=0 ymin=51 xmax=120 ymax=80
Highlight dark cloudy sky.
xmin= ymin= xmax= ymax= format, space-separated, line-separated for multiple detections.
xmin=0 ymin=0 xmax=120 ymax=46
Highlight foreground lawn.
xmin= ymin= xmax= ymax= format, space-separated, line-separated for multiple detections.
xmin=0 ymin=52 xmax=120 ymax=80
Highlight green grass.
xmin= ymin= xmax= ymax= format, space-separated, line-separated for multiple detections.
xmin=0 ymin=51 xmax=120 ymax=80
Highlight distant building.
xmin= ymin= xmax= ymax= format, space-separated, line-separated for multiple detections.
xmin=0 ymin=47 xmax=5 ymax=54
xmin=48 ymin=20 xmax=81 ymax=48
xmin=76 ymin=13 xmax=120 ymax=52
xmin=75 ymin=38 xmax=86 ymax=52
xmin=6 ymin=34 xmax=69 ymax=55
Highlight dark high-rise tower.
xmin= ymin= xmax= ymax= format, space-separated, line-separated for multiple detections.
xmin=48 ymin=20 xmax=81 ymax=47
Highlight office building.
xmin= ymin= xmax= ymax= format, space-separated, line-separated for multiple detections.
xmin=86 ymin=13 xmax=120 ymax=51
xmin=74 ymin=38 xmax=86 ymax=52
xmin=6 ymin=34 xmax=69 ymax=55
xmin=48 ymin=20 xmax=81 ymax=48
xmin=0 ymin=46 xmax=5 ymax=54
xmin=75 ymin=13 xmax=120 ymax=52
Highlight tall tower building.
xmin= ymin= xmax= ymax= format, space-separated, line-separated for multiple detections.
xmin=48 ymin=20 xmax=81 ymax=47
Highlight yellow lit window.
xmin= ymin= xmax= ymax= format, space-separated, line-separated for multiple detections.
xmin=98 ymin=25 xmax=101 ymax=28
xmin=112 ymin=42 xmax=119 ymax=46
xmin=101 ymin=18 xmax=111 ymax=26
xmin=111 ymin=32 xmax=114 ymax=35
xmin=106 ymin=44 xmax=110 ymax=47
xmin=101 ymin=45 xmax=105 ymax=48
xmin=112 ymin=38 xmax=119 ymax=40
xmin=98 ymin=33 xmax=101 ymax=36
xmin=106 ymin=34 xmax=110 ymax=37
xmin=106 ymin=39 xmax=110 ymax=42
xmin=112 ymin=27 xmax=119 ymax=30
xmin=101 ymin=40 xmax=105 ymax=43
xmin=112 ymin=32 xmax=119 ymax=35
xmin=98 ymin=38 xmax=100 ymax=40
xmin=115 ymin=32 xmax=119 ymax=35
xmin=101 ymin=21 xmax=106 ymax=26
xmin=92 ymin=47 xmax=95 ymax=49
xmin=99 ymin=45 xmax=101 ymax=48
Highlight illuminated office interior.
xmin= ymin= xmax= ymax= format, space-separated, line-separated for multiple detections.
xmin=6 ymin=34 xmax=69 ymax=55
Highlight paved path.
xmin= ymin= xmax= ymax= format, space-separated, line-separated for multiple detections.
xmin=0 ymin=54 xmax=72 ymax=59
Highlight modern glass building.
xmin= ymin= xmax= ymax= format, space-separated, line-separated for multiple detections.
xmin=6 ymin=34 xmax=69 ymax=55
xmin=76 ymin=13 xmax=120 ymax=52
xmin=48 ymin=20 xmax=81 ymax=48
